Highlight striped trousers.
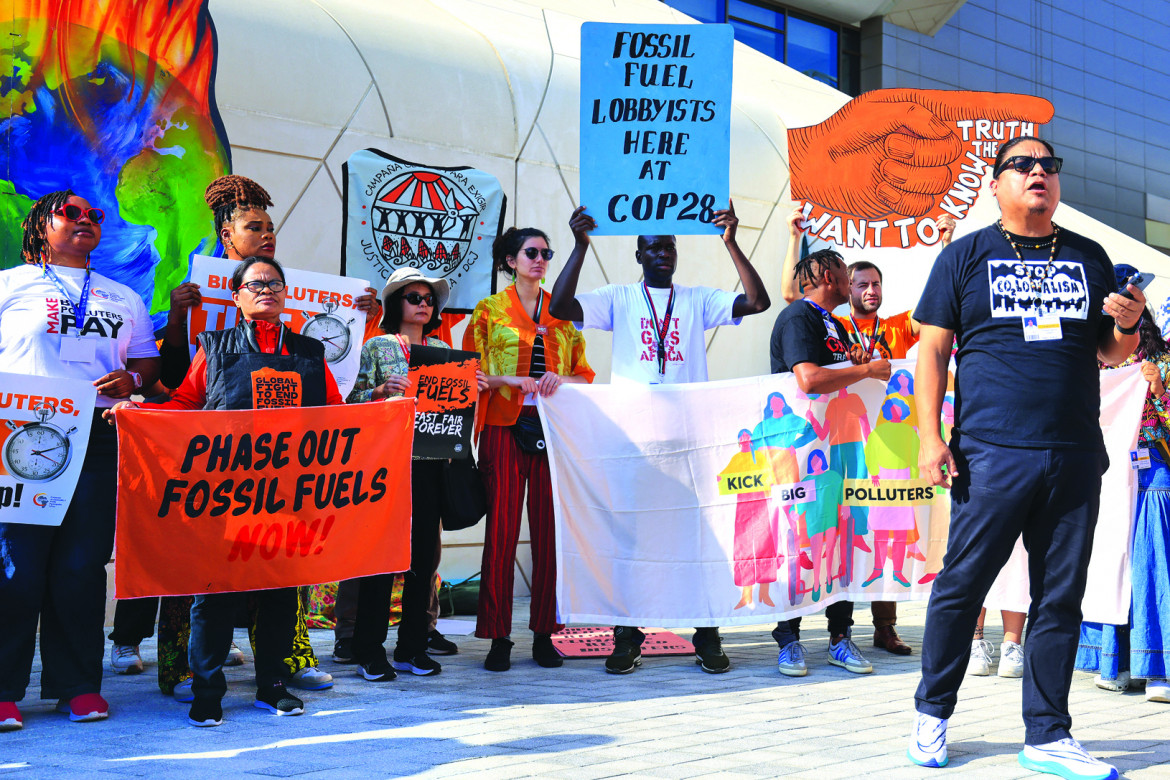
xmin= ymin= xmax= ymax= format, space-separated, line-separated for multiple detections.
xmin=475 ymin=414 xmax=563 ymax=638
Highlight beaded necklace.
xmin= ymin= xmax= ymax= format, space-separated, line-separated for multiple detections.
xmin=996 ymin=219 xmax=1060 ymax=311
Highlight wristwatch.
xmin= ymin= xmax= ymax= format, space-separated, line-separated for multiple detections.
xmin=128 ymin=370 xmax=143 ymax=389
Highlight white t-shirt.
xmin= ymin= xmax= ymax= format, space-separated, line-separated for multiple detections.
xmin=577 ymin=282 xmax=739 ymax=384
xmin=0 ymin=264 xmax=159 ymax=407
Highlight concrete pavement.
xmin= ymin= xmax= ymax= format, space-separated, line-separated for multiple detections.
xmin=1 ymin=600 xmax=1167 ymax=779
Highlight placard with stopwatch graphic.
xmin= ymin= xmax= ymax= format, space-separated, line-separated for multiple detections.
xmin=0 ymin=373 xmax=96 ymax=526
xmin=187 ymin=255 xmax=370 ymax=398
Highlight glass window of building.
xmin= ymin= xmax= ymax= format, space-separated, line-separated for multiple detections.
xmin=659 ymin=0 xmax=860 ymax=95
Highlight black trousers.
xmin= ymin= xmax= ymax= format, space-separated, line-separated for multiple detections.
xmin=353 ymin=460 xmax=443 ymax=662
xmin=914 ymin=435 xmax=1105 ymax=745
xmin=0 ymin=416 xmax=116 ymax=701
xmin=189 ymin=588 xmax=297 ymax=701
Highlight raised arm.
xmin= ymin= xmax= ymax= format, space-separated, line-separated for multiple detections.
xmin=548 ymin=206 xmax=593 ymax=322
xmin=715 ymin=199 xmax=769 ymax=318
xmin=780 ymin=209 xmax=806 ymax=304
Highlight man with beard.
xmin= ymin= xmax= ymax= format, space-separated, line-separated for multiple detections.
xmin=550 ymin=202 xmax=770 ymax=675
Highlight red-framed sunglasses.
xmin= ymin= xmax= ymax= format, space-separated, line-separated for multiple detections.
xmin=53 ymin=204 xmax=105 ymax=224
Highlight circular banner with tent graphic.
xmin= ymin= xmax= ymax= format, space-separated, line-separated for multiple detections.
xmin=342 ymin=150 xmax=506 ymax=312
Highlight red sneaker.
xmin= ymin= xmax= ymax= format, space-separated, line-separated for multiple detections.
xmin=0 ymin=701 xmax=21 ymax=731
xmin=57 ymin=693 xmax=108 ymax=722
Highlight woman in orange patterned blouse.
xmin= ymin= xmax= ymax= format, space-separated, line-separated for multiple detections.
xmin=463 ymin=226 xmax=595 ymax=672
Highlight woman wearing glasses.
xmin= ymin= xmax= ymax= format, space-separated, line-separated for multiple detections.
xmin=464 ymin=226 xmax=595 ymax=672
xmin=346 ymin=267 xmax=482 ymax=679
xmin=0 ymin=191 xmax=160 ymax=731
xmin=112 ymin=256 xmax=344 ymax=726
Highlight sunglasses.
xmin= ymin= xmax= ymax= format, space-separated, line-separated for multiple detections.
xmin=237 ymin=279 xmax=286 ymax=294
xmin=404 ymin=291 xmax=435 ymax=306
xmin=521 ymin=247 xmax=555 ymax=261
xmin=53 ymin=204 xmax=105 ymax=224
xmin=994 ymin=155 xmax=1063 ymax=178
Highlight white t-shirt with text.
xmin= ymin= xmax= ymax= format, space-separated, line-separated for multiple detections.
xmin=577 ymin=282 xmax=739 ymax=384
xmin=0 ymin=264 xmax=159 ymax=407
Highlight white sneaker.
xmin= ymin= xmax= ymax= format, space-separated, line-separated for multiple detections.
xmin=998 ymin=640 xmax=1024 ymax=678
xmin=289 ymin=666 xmax=333 ymax=690
xmin=776 ymin=641 xmax=808 ymax=677
xmin=907 ymin=712 xmax=948 ymax=768
xmin=967 ymin=639 xmax=993 ymax=676
xmin=1018 ymin=738 xmax=1118 ymax=780
xmin=1094 ymin=670 xmax=1131 ymax=692
xmin=110 ymin=644 xmax=143 ymax=674
xmin=1146 ymin=681 xmax=1170 ymax=703
xmin=224 ymin=641 xmax=245 ymax=667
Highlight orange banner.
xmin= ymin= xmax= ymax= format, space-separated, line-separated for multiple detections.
xmin=114 ymin=400 xmax=414 ymax=597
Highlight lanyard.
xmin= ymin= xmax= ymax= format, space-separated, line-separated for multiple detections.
xmin=996 ymin=219 xmax=1061 ymax=310
xmin=642 ymin=282 xmax=675 ymax=375
xmin=848 ymin=314 xmax=881 ymax=357
xmin=43 ymin=263 xmax=91 ymax=327
xmin=394 ymin=333 xmax=411 ymax=362
xmin=803 ymin=298 xmax=837 ymax=335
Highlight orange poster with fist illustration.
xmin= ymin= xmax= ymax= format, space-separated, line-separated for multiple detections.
xmin=788 ymin=89 xmax=1054 ymax=249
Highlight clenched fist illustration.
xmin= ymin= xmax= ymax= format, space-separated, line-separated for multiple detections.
xmin=788 ymin=90 xmax=1054 ymax=220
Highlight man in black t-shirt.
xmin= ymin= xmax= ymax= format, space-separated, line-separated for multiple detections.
xmin=769 ymin=249 xmax=890 ymax=678
xmin=908 ymin=137 xmax=1145 ymax=779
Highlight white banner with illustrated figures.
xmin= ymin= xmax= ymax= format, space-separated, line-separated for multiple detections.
xmin=0 ymin=373 xmax=96 ymax=526
xmin=540 ymin=361 xmax=1145 ymax=627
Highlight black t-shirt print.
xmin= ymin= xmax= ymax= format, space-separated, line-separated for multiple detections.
xmin=913 ymin=224 xmax=1115 ymax=450
xmin=770 ymin=300 xmax=851 ymax=374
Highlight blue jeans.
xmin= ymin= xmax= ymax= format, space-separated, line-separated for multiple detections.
xmin=915 ymin=434 xmax=1106 ymax=745
xmin=189 ymin=588 xmax=297 ymax=702
xmin=0 ymin=415 xmax=117 ymax=701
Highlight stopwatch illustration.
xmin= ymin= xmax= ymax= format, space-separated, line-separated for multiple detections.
xmin=301 ymin=300 xmax=356 ymax=363
xmin=3 ymin=402 xmax=77 ymax=482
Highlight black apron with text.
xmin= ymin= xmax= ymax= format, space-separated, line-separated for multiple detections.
xmin=199 ymin=322 xmax=327 ymax=411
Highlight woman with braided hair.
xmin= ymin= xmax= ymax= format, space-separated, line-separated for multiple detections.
xmin=205 ymin=175 xmax=339 ymax=692
xmin=0 ymin=191 xmax=160 ymax=731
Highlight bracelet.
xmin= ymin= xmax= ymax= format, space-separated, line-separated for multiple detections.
xmin=1116 ymin=315 xmax=1143 ymax=336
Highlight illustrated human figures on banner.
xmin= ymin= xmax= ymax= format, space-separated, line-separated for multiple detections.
xmin=719 ymin=429 xmax=777 ymax=610
xmin=862 ymin=395 xmax=922 ymax=588
xmin=818 ymin=387 xmax=872 ymax=585
xmin=797 ymin=448 xmax=846 ymax=603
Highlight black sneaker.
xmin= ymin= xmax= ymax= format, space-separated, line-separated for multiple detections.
xmin=426 ymin=630 xmax=459 ymax=656
xmin=605 ymin=626 xmax=644 ymax=674
xmin=391 ymin=650 xmax=441 ymax=676
xmin=358 ymin=656 xmax=397 ymax=682
xmin=693 ymin=628 xmax=730 ymax=674
xmin=253 ymin=683 xmax=304 ymax=716
xmin=187 ymin=699 xmax=223 ymax=727
xmin=484 ymin=637 xmax=513 ymax=672
xmin=533 ymin=633 xmax=563 ymax=668
xmin=332 ymin=637 xmax=356 ymax=664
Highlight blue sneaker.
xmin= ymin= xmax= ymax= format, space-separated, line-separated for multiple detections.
xmin=908 ymin=712 xmax=948 ymax=768
xmin=828 ymin=634 xmax=873 ymax=674
xmin=1018 ymin=739 xmax=1118 ymax=780
xmin=776 ymin=641 xmax=807 ymax=677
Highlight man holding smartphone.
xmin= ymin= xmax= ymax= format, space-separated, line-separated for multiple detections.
xmin=908 ymin=137 xmax=1144 ymax=780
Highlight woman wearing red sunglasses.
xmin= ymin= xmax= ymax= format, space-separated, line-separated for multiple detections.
xmin=464 ymin=226 xmax=595 ymax=672
xmin=0 ymin=191 xmax=160 ymax=731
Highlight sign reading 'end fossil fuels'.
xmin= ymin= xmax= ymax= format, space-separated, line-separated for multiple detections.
xmin=580 ymin=23 xmax=733 ymax=236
